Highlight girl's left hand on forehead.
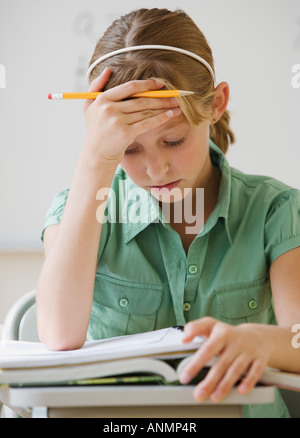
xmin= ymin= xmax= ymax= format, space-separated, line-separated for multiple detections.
xmin=179 ymin=317 xmax=271 ymax=402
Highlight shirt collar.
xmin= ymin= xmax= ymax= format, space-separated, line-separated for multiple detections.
xmin=200 ymin=140 xmax=233 ymax=245
xmin=118 ymin=176 xmax=160 ymax=243
xmin=121 ymin=140 xmax=233 ymax=245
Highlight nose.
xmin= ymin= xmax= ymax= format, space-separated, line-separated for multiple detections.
xmin=145 ymin=151 xmax=170 ymax=182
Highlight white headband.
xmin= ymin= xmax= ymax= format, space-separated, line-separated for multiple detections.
xmin=86 ymin=44 xmax=215 ymax=82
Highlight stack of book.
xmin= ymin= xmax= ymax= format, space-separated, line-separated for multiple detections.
xmin=0 ymin=326 xmax=300 ymax=391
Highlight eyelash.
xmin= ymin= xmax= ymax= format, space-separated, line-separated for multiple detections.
xmin=165 ymin=137 xmax=186 ymax=147
xmin=125 ymin=137 xmax=186 ymax=155
xmin=124 ymin=148 xmax=139 ymax=155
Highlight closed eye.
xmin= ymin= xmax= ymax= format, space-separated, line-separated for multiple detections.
xmin=124 ymin=147 xmax=139 ymax=155
xmin=164 ymin=137 xmax=186 ymax=147
xmin=125 ymin=136 xmax=186 ymax=155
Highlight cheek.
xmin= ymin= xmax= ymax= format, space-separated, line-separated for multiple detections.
xmin=175 ymin=145 xmax=200 ymax=171
xmin=185 ymin=134 xmax=210 ymax=165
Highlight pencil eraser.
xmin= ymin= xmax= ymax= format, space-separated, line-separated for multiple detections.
xmin=48 ymin=94 xmax=52 ymax=99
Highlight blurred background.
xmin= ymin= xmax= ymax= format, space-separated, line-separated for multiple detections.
xmin=0 ymin=0 xmax=299 ymax=333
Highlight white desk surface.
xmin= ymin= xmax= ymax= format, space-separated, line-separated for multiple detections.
xmin=0 ymin=384 xmax=274 ymax=410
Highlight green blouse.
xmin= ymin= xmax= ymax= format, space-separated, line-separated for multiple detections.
xmin=42 ymin=141 xmax=300 ymax=417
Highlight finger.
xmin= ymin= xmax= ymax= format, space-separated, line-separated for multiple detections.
xmin=129 ymin=106 xmax=182 ymax=137
xmin=88 ymin=67 xmax=111 ymax=92
xmin=179 ymin=330 xmax=225 ymax=384
xmin=119 ymin=96 xmax=179 ymax=115
xmin=104 ymin=78 xmax=165 ymax=102
xmin=209 ymin=355 xmax=250 ymax=402
xmin=191 ymin=353 xmax=235 ymax=401
xmin=83 ymin=68 xmax=111 ymax=112
xmin=182 ymin=317 xmax=217 ymax=343
xmin=237 ymin=359 xmax=265 ymax=395
xmin=124 ymin=108 xmax=175 ymax=126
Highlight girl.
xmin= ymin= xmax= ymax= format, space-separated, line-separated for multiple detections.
xmin=37 ymin=8 xmax=300 ymax=417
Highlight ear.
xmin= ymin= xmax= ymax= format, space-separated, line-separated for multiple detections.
xmin=211 ymin=82 xmax=230 ymax=122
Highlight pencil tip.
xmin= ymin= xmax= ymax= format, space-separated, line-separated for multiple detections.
xmin=179 ymin=91 xmax=198 ymax=96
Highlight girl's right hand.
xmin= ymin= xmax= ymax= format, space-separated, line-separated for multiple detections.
xmin=83 ymin=67 xmax=181 ymax=167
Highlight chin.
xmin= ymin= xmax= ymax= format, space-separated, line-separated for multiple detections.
xmin=150 ymin=186 xmax=192 ymax=204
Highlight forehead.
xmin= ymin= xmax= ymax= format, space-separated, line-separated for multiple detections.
xmin=149 ymin=114 xmax=189 ymax=136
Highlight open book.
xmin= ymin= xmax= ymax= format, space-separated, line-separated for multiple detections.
xmin=1 ymin=326 xmax=300 ymax=391
xmin=0 ymin=327 xmax=207 ymax=386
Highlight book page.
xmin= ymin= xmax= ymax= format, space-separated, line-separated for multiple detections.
xmin=0 ymin=327 xmax=205 ymax=369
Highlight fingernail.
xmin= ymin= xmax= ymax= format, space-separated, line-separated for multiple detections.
xmin=155 ymin=79 xmax=165 ymax=87
xmin=166 ymin=109 xmax=174 ymax=117
xmin=171 ymin=97 xmax=179 ymax=106
xmin=210 ymin=389 xmax=222 ymax=401
xmin=194 ymin=388 xmax=207 ymax=401
xmin=238 ymin=383 xmax=248 ymax=394
xmin=179 ymin=372 xmax=191 ymax=384
xmin=166 ymin=107 xmax=181 ymax=117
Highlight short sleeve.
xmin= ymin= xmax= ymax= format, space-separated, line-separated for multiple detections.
xmin=41 ymin=189 xmax=69 ymax=241
xmin=264 ymin=189 xmax=300 ymax=264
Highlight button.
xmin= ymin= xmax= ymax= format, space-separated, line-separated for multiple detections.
xmin=183 ymin=302 xmax=191 ymax=311
xmin=248 ymin=299 xmax=258 ymax=310
xmin=188 ymin=264 xmax=198 ymax=275
xmin=119 ymin=297 xmax=129 ymax=308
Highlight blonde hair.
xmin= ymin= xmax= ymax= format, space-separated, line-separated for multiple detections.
xmin=89 ymin=8 xmax=235 ymax=153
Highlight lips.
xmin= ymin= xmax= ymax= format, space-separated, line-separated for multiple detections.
xmin=149 ymin=180 xmax=181 ymax=192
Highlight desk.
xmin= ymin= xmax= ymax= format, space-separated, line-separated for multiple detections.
xmin=0 ymin=385 xmax=275 ymax=418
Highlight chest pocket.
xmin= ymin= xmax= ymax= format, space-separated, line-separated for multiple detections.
xmin=214 ymin=276 xmax=276 ymax=325
xmin=88 ymin=273 xmax=163 ymax=340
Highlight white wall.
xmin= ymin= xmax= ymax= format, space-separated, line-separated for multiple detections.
xmin=0 ymin=0 xmax=299 ymax=322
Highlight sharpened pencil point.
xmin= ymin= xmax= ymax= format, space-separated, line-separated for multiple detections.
xmin=179 ymin=90 xmax=197 ymax=96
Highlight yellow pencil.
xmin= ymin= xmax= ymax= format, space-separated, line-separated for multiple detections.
xmin=48 ymin=90 xmax=196 ymax=100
